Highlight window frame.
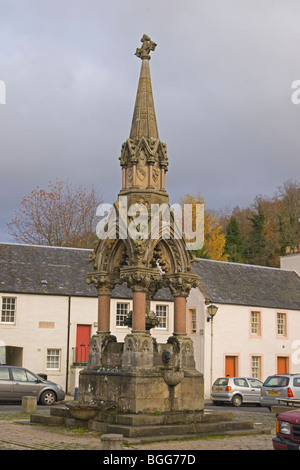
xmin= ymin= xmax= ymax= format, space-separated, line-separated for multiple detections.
xmin=276 ymin=312 xmax=287 ymax=338
xmin=155 ymin=304 xmax=168 ymax=330
xmin=46 ymin=349 xmax=61 ymax=370
xmin=188 ymin=308 xmax=197 ymax=335
xmin=1 ymin=297 xmax=16 ymax=324
xmin=251 ymin=355 xmax=262 ymax=380
xmin=116 ymin=302 xmax=130 ymax=328
xmin=250 ymin=310 xmax=261 ymax=337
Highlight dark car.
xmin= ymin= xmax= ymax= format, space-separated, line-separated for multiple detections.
xmin=0 ymin=365 xmax=65 ymax=405
xmin=273 ymin=409 xmax=300 ymax=450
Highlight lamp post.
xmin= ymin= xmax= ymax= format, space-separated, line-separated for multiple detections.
xmin=207 ymin=304 xmax=218 ymax=393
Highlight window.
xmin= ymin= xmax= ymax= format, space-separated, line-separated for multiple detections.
xmin=189 ymin=309 xmax=197 ymax=334
xmin=234 ymin=378 xmax=249 ymax=387
xmin=250 ymin=311 xmax=261 ymax=336
xmin=251 ymin=356 xmax=261 ymax=379
xmin=46 ymin=349 xmax=61 ymax=370
xmin=1 ymin=297 xmax=16 ymax=323
xmin=11 ymin=367 xmax=37 ymax=382
xmin=156 ymin=305 xmax=168 ymax=329
xmin=0 ymin=367 xmax=10 ymax=380
xmin=116 ymin=302 xmax=129 ymax=327
xmin=249 ymin=378 xmax=262 ymax=388
xmin=293 ymin=378 xmax=300 ymax=387
xmin=277 ymin=312 xmax=287 ymax=337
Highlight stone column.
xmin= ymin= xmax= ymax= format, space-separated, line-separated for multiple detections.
xmin=165 ymin=272 xmax=199 ymax=337
xmin=97 ymin=294 xmax=111 ymax=333
xmin=161 ymin=168 xmax=165 ymax=189
xmin=132 ymin=290 xmax=146 ymax=333
xmin=173 ymin=295 xmax=187 ymax=336
xmin=132 ymin=164 xmax=137 ymax=186
xmin=122 ymin=168 xmax=126 ymax=189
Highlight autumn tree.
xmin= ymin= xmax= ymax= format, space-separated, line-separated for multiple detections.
xmin=180 ymin=193 xmax=228 ymax=261
xmin=8 ymin=179 xmax=102 ymax=248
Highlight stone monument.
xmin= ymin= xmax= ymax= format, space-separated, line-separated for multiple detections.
xmin=74 ymin=34 xmax=203 ymax=417
xmin=33 ymin=36 xmax=256 ymax=442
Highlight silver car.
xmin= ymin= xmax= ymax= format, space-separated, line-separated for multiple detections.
xmin=260 ymin=374 xmax=300 ymax=409
xmin=0 ymin=365 xmax=65 ymax=405
xmin=211 ymin=377 xmax=263 ymax=407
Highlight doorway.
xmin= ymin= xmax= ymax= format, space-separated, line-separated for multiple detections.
xmin=225 ymin=355 xmax=238 ymax=377
xmin=75 ymin=325 xmax=91 ymax=364
xmin=277 ymin=356 xmax=289 ymax=374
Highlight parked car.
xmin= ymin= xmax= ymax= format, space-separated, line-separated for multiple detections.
xmin=260 ymin=374 xmax=300 ymax=409
xmin=273 ymin=409 xmax=300 ymax=450
xmin=0 ymin=365 xmax=65 ymax=405
xmin=211 ymin=377 xmax=263 ymax=406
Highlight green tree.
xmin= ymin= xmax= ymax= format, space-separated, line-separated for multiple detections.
xmin=245 ymin=204 xmax=268 ymax=266
xmin=224 ymin=216 xmax=245 ymax=263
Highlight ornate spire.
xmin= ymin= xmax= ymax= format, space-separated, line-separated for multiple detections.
xmin=119 ymin=35 xmax=168 ymax=192
xmin=130 ymin=34 xmax=159 ymax=140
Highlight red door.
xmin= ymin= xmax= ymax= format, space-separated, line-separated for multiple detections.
xmin=225 ymin=356 xmax=238 ymax=377
xmin=277 ymin=356 xmax=289 ymax=374
xmin=76 ymin=325 xmax=91 ymax=364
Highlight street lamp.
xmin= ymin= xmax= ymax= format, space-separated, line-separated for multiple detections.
xmin=207 ymin=304 xmax=218 ymax=322
xmin=207 ymin=303 xmax=218 ymax=392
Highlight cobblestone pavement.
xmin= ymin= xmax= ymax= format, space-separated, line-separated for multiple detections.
xmin=0 ymin=408 xmax=276 ymax=451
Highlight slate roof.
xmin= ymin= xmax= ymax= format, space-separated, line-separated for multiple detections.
xmin=193 ymin=258 xmax=300 ymax=310
xmin=0 ymin=243 xmax=173 ymax=300
xmin=1 ymin=243 xmax=299 ymax=310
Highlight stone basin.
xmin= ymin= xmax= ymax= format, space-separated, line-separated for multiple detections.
xmin=66 ymin=403 xmax=101 ymax=420
xmin=163 ymin=369 xmax=184 ymax=386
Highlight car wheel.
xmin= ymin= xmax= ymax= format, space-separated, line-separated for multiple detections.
xmin=232 ymin=394 xmax=243 ymax=407
xmin=40 ymin=390 xmax=56 ymax=406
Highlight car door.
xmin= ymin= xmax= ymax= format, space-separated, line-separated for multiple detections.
xmin=10 ymin=367 xmax=39 ymax=399
xmin=233 ymin=378 xmax=252 ymax=403
xmin=0 ymin=367 xmax=13 ymax=400
xmin=248 ymin=378 xmax=263 ymax=403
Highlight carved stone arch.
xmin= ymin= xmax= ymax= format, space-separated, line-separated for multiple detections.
xmin=150 ymin=239 xmax=174 ymax=274
xmin=107 ymin=239 xmax=129 ymax=274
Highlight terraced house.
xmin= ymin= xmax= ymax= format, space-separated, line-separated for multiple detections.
xmin=1 ymin=242 xmax=300 ymax=398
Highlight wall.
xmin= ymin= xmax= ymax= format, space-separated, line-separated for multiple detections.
xmin=280 ymin=253 xmax=300 ymax=275
xmin=0 ymin=293 xmax=69 ymax=388
xmin=0 ymin=292 xmax=174 ymax=394
xmin=187 ymin=287 xmax=300 ymax=398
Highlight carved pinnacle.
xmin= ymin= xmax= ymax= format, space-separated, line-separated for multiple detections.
xmin=135 ymin=34 xmax=157 ymax=60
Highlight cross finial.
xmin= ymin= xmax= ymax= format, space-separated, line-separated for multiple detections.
xmin=135 ymin=34 xmax=157 ymax=60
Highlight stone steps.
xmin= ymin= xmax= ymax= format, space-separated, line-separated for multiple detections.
xmin=90 ymin=418 xmax=254 ymax=439
xmin=29 ymin=404 xmax=270 ymax=445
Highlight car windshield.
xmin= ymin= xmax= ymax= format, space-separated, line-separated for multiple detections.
xmin=263 ymin=376 xmax=289 ymax=387
xmin=214 ymin=378 xmax=228 ymax=386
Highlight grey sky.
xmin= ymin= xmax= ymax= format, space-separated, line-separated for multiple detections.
xmin=1 ymin=0 xmax=300 ymax=242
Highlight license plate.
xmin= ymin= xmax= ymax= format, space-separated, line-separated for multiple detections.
xmin=216 ymin=387 xmax=223 ymax=391
xmin=268 ymin=391 xmax=279 ymax=395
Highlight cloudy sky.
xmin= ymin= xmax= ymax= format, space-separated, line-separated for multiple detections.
xmin=1 ymin=0 xmax=300 ymax=242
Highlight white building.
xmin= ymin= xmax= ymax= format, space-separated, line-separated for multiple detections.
xmin=189 ymin=259 xmax=300 ymax=396
xmin=1 ymin=242 xmax=300 ymax=399
xmin=281 ymin=251 xmax=300 ymax=275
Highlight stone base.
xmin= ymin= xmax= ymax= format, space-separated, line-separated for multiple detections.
xmin=30 ymin=405 xmax=264 ymax=445
xmin=79 ymin=367 xmax=204 ymax=414
xmin=79 ymin=332 xmax=204 ymax=415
